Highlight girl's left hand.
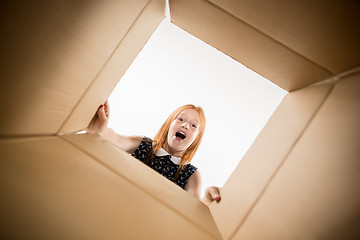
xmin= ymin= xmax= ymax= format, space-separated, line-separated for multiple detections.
xmin=201 ymin=186 xmax=221 ymax=206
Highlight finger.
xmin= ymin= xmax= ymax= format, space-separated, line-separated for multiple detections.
xmin=104 ymin=100 xmax=110 ymax=117
xmin=210 ymin=187 xmax=221 ymax=201
xmin=97 ymin=105 xmax=107 ymax=122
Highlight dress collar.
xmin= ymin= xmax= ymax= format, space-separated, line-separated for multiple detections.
xmin=156 ymin=147 xmax=182 ymax=165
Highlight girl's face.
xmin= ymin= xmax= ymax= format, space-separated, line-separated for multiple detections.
xmin=164 ymin=109 xmax=200 ymax=157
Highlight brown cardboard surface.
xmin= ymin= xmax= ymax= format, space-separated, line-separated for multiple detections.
xmin=209 ymin=83 xmax=334 ymax=239
xmin=0 ymin=0 xmax=149 ymax=136
xmin=209 ymin=0 xmax=360 ymax=74
xmin=0 ymin=136 xmax=221 ymax=239
xmin=233 ymin=72 xmax=360 ymax=239
xmin=58 ymin=0 xmax=165 ymax=135
xmin=62 ymin=133 xmax=222 ymax=239
xmin=1 ymin=1 xmax=359 ymax=239
xmin=169 ymin=0 xmax=331 ymax=91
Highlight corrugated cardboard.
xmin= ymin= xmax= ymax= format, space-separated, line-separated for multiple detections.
xmin=169 ymin=0 xmax=332 ymax=91
xmin=0 ymin=136 xmax=220 ymax=239
xmin=0 ymin=0 xmax=157 ymax=136
xmin=208 ymin=0 xmax=360 ymax=73
xmin=62 ymin=133 xmax=222 ymax=239
xmin=233 ymin=71 xmax=360 ymax=240
xmin=58 ymin=0 xmax=165 ymax=135
xmin=209 ymin=82 xmax=334 ymax=239
xmin=1 ymin=0 xmax=359 ymax=239
xmin=170 ymin=0 xmax=360 ymax=92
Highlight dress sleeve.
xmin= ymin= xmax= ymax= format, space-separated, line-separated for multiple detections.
xmin=177 ymin=164 xmax=198 ymax=189
xmin=131 ymin=136 xmax=153 ymax=162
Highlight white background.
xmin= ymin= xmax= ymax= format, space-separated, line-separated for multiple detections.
xmin=108 ymin=18 xmax=287 ymax=197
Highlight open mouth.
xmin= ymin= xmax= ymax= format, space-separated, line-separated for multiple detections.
xmin=175 ymin=131 xmax=186 ymax=140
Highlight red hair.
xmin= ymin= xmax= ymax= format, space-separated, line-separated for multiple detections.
xmin=145 ymin=105 xmax=206 ymax=181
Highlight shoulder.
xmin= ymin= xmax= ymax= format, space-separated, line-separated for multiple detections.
xmin=124 ymin=135 xmax=147 ymax=154
xmin=184 ymin=162 xmax=198 ymax=174
xmin=188 ymin=169 xmax=201 ymax=182
xmin=138 ymin=136 xmax=153 ymax=148
xmin=131 ymin=136 xmax=153 ymax=156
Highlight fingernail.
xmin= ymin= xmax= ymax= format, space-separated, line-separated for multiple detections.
xmin=100 ymin=105 xmax=104 ymax=109
xmin=214 ymin=196 xmax=221 ymax=201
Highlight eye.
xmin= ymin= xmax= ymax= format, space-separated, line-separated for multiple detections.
xmin=191 ymin=124 xmax=198 ymax=128
xmin=178 ymin=118 xmax=183 ymax=122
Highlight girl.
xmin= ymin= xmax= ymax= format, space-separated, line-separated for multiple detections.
xmin=87 ymin=100 xmax=221 ymax=206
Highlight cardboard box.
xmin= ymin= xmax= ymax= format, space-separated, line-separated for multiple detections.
xmin=1 ymin=0 xmax=359 ymax=239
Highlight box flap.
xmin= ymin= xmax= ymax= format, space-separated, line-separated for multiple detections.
xmin=0 ymin=135 xmax=221 ymax=239
xmin=233 ymin=71 xmax=360 ymax=239
xmin=170 ymin=0 xmax=360 ymax=91
xmin=62 ymin=133 xmax=222 ymax=239
xmin=209 ymin=0 xmax=360 ymax=74
xmin=209 ymin=82 xmax=333 ymax=239
xmin=0 ymin=0 xmax=153 ymax=136
xmin=58 ymin=0 xmax=166 ymax=135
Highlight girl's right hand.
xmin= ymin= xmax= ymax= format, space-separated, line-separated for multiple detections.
xmin=86 ymin=100 xmax=110 ymax=135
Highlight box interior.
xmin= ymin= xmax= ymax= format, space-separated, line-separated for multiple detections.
xmin=1 ymin=0 xmax=359 ymax=239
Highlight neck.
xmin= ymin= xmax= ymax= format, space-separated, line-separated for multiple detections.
xmin=162 ymin=142 xmax=183 ymax=158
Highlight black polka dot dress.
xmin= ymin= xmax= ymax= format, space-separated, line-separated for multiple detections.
xmin=132 ymin=137 xmax=198 ymax=189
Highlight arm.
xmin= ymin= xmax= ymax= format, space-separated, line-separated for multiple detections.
xmin=184 ymin=170 xmax=202 ymax=199
xmin=184 ymin=169 xmax=222 ymax=206
xmin=87 ymin=100 xmax=141 ymax=154
xmin=100 ymin=128 xmax=142 ymax=154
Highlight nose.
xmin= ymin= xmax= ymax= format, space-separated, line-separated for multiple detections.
xmin=181 ymin=121 xmax=189 ymax=129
